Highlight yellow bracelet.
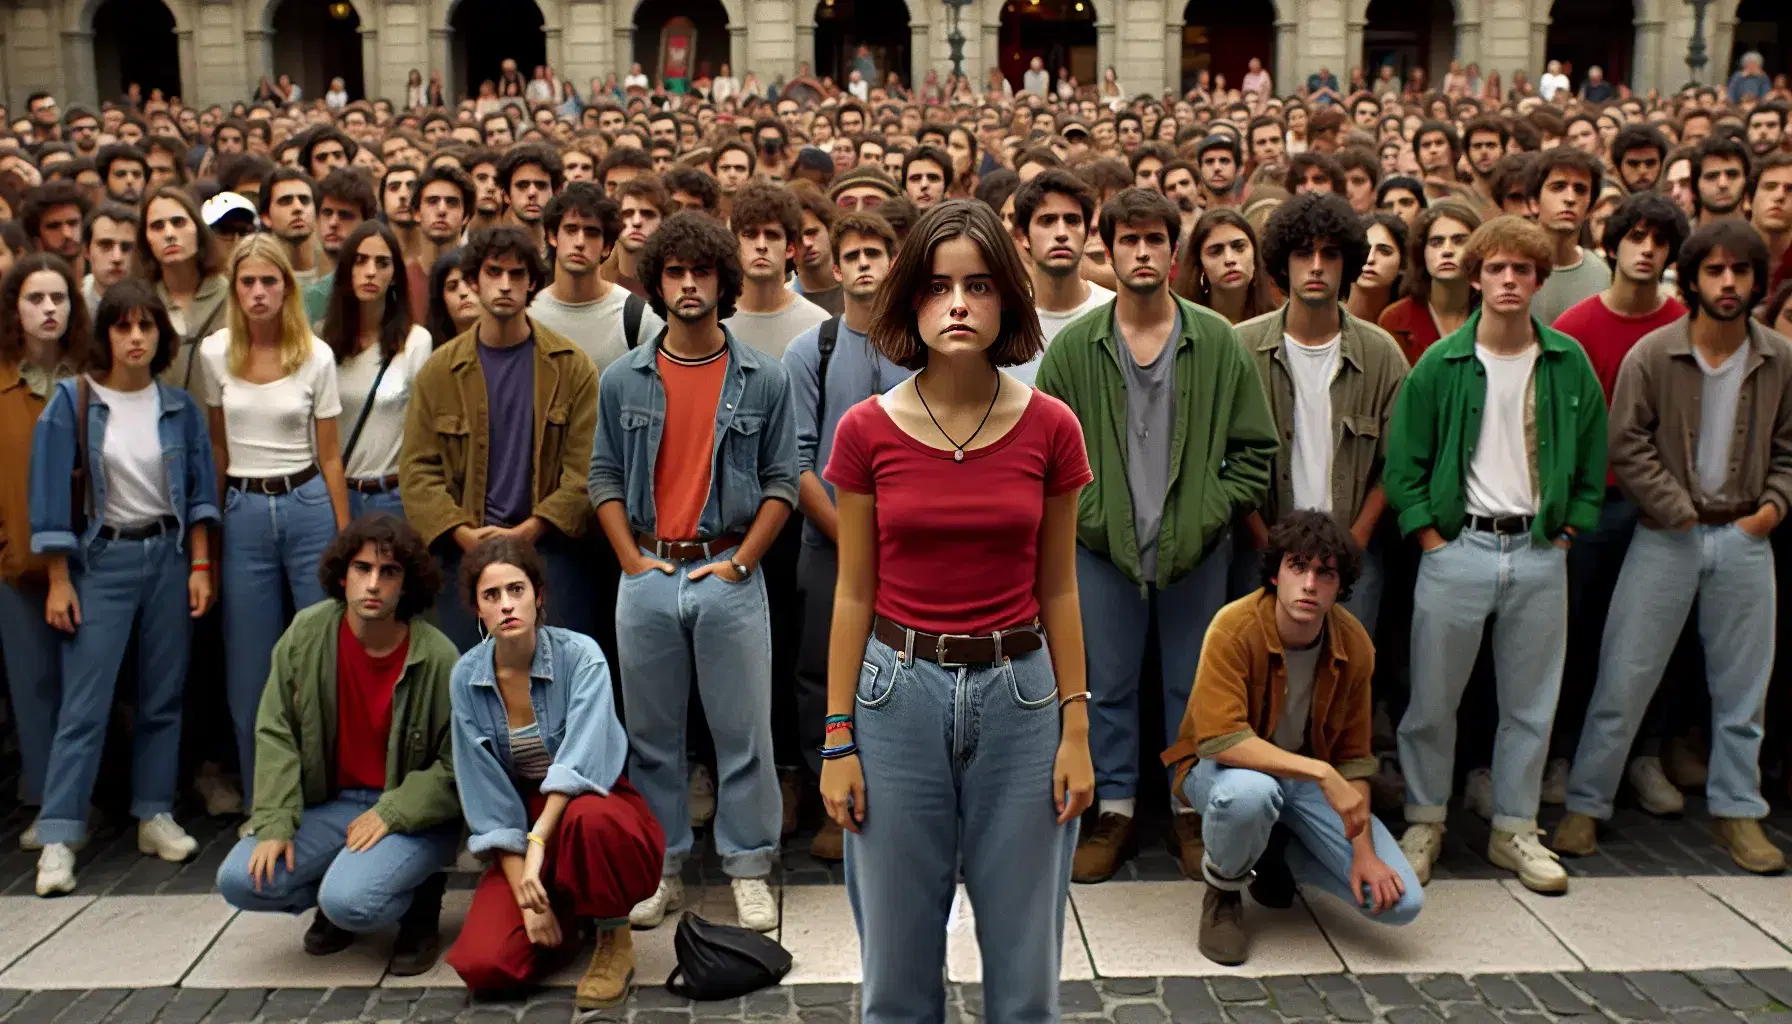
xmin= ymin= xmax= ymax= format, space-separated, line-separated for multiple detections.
xmin=527 ymin=832 xmax=546 ymax=847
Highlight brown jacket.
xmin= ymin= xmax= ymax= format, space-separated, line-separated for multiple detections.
xmin=1161 ymin=590 xmax=1378 ymax=804
xmin=399 ymin=319 xmax=597 ymax=546
xmin=1608 ymin=317 xmax=1792 ymax=529
xmin=0 ymin=362 xmax=52 ymax=584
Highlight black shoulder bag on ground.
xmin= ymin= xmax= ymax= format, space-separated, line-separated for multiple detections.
xmin=664 ymin=911 xmax=793 ymax=1000
xmin=340 ymin=354 xmax=394 ymax=468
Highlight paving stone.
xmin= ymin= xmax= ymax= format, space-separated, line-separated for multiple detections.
xmin=793 ymin=1009 xmax=848 ymax=1024
xmin=741 ymin=990 xmax=793 ymax=1017
xmin=1470 ymin=977 xmax=1536 ymax=1012
xmin=408 ymin=989 xmax=471 ymax=1021
xmin=1695 ymin=971 xmax=1749 ymax=986
xmin=791 ymin=985 xmax=854 ymax=1008
xmin=1420 ymin=977 xmax=1478 ymax=1002
xmin=1160 ymin=978 xmax=1222 ymax=1024
xmin=1561 ymin=973 xmax=1665 ymax=1021
xmin=0 ymin=990 xmax=27 ymax=1018
xmin=363 ymin=990 xmax=416 ymax=1020
xmin=311 ymin=988 xmax=374 ymax=1022
xmin=1626 ymin=972 xmax=1722 ymax=1009
xmin=1060 ymin=981 xmax=1105 ymax=1015
xmin=153 ymin=988 xmax=229 ymax=1024
xmin=1707 ymin=983 xmax=1774 ymax=1012
xmin=687 ymin=998 xmax=744 ymax=1017
xmin=6 ymin=990 xmax=81 ymax=1024
xmin=101 ymin=986 xmax=176 ymax=1024
xmin=56 ymin=989 xmax=130 ymax=1022
xmin=631 ymin=989 xmax=696 ymax=1011
xmin=1208 ymin=977 xmax=1264 ymax=1003
xmin=1320 ymin=985 xmax=1373 ymax=1023
xmin=1113 ymin=1003 xmax=1168 ymax=1024
xmin=1263 ymin=977 xmax=1325 ymax=1019
xmin=1742 ymin=970 xmax=1792 ymax=1008
xmin=1669 ymin=1012 xmax=1746 ymax=1024
xmin=1385 ymin=1010 xmax=1444 ymax=1024
xmin=1101 ymin=979 xmax=1159 ymax=998
xmin=1512 ymin=974 xmax=1593 ymax=1015
xmin=261 ymin=989 xmax=328 ymax=1022
xmin=462 ymin=1007 xmax=522 ymax=1024
xmin=1439 ymin=1006 xmax=1501 ymax=1024
xmin=1361 ymin=975 xmax=1427 ymax=1007
xmin=1216 ymin=1007 xmax=1281 ymax=1024
xmin=518 ymin=998 xmax=576 ymax=1024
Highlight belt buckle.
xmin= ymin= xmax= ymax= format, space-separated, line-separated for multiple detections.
xmin=935 ymin=632 xmax=973 ymax=668
xmin=655 ymin=539 xmax=672 ymax=560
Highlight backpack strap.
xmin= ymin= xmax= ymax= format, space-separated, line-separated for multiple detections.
xmin=340 ymin=351 xmax=395 ymax=468
xmin=816 ymin=316 xmax=840 ymax=425
xmin=72 ymin=377 xmax=92 ymax=534
xmin=624 ymin=292 xmax=647 ymax=349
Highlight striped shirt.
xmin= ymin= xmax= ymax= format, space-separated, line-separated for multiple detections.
xmin=509 ymin=722 xmax=552 ymax=782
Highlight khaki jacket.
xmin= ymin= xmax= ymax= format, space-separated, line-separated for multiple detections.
xmin=157 ymin=274 xmax=229 ymax=393
xmin=0 ymin=362 xmax=51 ymax=584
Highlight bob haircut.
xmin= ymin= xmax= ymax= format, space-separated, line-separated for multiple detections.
xmin=87 ymin=278 xmax=178 ymax=377
xmin=1677 ymin=219 xmax=1770 ymax=316
xmin=138 ymin=186 xmax=224 ymax=282
xmin=319 ymin=512 xmax=442 ymax=622
xmin=0 ymin=253 xmax=90 ymax=368
xmin=1462 ymin=215 xmax=1556 ymax=290
xmin=1361 ymin=212 xmax=1410 ymax=297
xmin=425 ymin=246 xmax=467 ymax=347
xmin=321 ymin=220 xmax=414 ymax=365
xmin=1259 ymin=509 xmax=1361 ymax=603
xmin=867 ymin=198 xmax=1043 ymax=371
xmin=637 ymin=211 xmax=745 ymax=321
xmin=224 ymin=233 xmax=315 ymax=379
xmin=460 ymin=534 xmax=548 ymax=614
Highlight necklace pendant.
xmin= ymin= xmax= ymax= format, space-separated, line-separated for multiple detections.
xmin=953 ymin=448 xmax=965 ymax=462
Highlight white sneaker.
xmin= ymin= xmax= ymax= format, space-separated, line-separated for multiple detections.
xmin=1540 ymin=758 xmax=1570 ymax=806
xmin=35 ymin=844 xmax=76 ymax=897
xmin=137 ymin=814 xmax=199 ymax=862
xmin=194 ymin=762 xmax=243 ymax=816
xmin=1626 ymin=755 xmax=1685 ymax=816
xmin=1462 ymin=767 xmax=1494 ymax=820
xmin=1489 ymin=827 xmax=1568 ymax=894
xmin=1399 ymin=823 xmax=1444 ymax=886
xmin=629 ymin=877 xmax=684 ymax=928
xmin=732 ymin=877 xmax=778 ymax=933
xmin=688 ymin=764 xmax=716 ymax=827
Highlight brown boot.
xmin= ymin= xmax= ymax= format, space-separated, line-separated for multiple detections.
xmin=576 ymin=926 xmax=635 ymax=1010
xmin=810 ymin=819 xmax=844 ymax=862
xmin=1198 ymin=884 xmax=1248 ymax=966
xmin=1716 ymin=818 xmax=1787 ymax=874
xmin=1551 ymin=812 xmax=1598 ymax=857
xmin=780 ymin=769 xmax=802 ymax=838
xmin=1168 ymin=813 xmax=1205 ymax=880
xmin=1071 ymin=812 xmax=1135 ymax=883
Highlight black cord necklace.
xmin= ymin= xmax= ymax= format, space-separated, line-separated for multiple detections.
xmin=916 ymin=373 xmax=1000 ymax=462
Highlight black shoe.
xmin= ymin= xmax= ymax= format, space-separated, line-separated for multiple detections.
xmin=389 ymin=872 xmax=446 ymax=977
xmin=303 ymin=910 xmax=355 ymax=956
xmin=1249 ymin=825 xmax=1296 ymax=910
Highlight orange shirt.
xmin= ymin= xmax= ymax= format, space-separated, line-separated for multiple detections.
xmin=652 ymin=348 xmax=728 ymax=540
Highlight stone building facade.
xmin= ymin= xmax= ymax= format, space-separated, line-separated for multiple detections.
xmin=0 ymin=0 xmax=1785 ymax=114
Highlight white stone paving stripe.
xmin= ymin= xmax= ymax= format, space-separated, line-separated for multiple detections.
xmin=0 ymin=894 xmax=235 ymax=990
xmin=1505 ymin=876 xmax=1792 ymax=972
xmin=944 ymin=884 xmax=1097 ymax=981
xmin=1302 ymin=879 xmax=1584 ymax=975
xmin=0 ymin=895 xmax=94 ymax=975
xmin=1694 ymin=876 xmax=1792 ymax=951
xmin=184 ymin=905 xmax=393 ymax=989
xmin=1071 ymin=881 xmax=1345 ymax=977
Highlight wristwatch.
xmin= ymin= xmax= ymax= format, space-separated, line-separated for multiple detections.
xmin=731 ymin=560 xmax=753 ymax=580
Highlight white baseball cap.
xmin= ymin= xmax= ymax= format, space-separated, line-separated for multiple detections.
xmin=201 ymin=190 xmax=258 ymax=229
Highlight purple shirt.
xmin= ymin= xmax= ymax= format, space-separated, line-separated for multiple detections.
xmin=478 ymin=335 xmax=535 ymax=527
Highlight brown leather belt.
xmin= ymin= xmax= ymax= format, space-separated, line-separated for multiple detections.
xmin=228 ymin=465 xmax=319 ymax=496
xmin=873 ymin=615 xmax=1044 ymax=666
xmin=635 ymin=531 xmax=744 ymax=562
xmin=348 ymin=474 xmax=400 ymax=494
xmin=1698 ymin=509 xmax=1746 ymax=526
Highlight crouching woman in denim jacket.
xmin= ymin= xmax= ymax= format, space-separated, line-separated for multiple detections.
xmin=444 ymin=537 xmax=665 ymax=1009
xmin=27 ymin=280 xmax=220 ymax=896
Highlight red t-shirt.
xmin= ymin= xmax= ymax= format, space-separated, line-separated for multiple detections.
xmin=823 ymin=391 xmax=1094 ymax=635
xmin=1552 ymin=292 xmax=1688 ymax=404
xmin=335 ymin=618 xmax=408 ymax=791
xmin=653 ymin=348 xmax=727 ymax=540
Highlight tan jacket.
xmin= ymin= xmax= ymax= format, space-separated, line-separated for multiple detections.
xmin=1609 ymin=317 xmax=1792 ymax=529
xmin=157 ymin=274 xmax=229 ymax=392
xmin=399 ymin=319 xmax=597 ymax=546
xmin=0 ymin=362 xmax=51 ymax=584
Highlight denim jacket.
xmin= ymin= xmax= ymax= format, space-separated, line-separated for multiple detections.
xmin=587 ymin=329 xmax=799 ymax=538
xmin=29 ymin=377 xmax=221 ymax=563
xmin=450 ymin=626 xmax=628 ymax=857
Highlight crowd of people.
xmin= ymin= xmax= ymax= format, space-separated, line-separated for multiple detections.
xmin=1 ymin=43 xmax=1791 ymax=1018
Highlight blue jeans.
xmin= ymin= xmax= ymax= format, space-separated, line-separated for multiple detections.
xmin=0 ymin=579 xmax=58 ymax=806
xmin=1078 ymin=545 xmax=1229 ymax=800
xmin=1184 ymin=760 xmax=1422 ymax=925
xmin=616 ymin=544 xmax=778 ymax=878
xmin=1398 ymin=529 xmax=1567 ymax=833
xmin=347 ymin=483 xmax=405 ymax=521
xmin=1567 ymin=523 xmax=1776 ymax=820
xmin=38 ymin=534 xmax=192 ymax=845
xmin=844 ymin=636 xmax=1076 ymax=1024
xmin=222 ymin=475 xmax=338 ymax=808
xmin=433 ymin=532 xmax=595 ymax=653
xmin=216 ymin=789 xmax=460 ymax=932
xmin=1555 ymin=495 xmax=1639 ymax=757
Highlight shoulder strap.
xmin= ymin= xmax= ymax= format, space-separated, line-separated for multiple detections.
xmin=624 ymin=292 xmax=647 ymax=349
xmin=816 ymin=316 xmax=840 ymax=425
xmin=73 ymin=377 xmax=92 ymax=528
xmin=341 ymin=352 xmax=395 ymax=467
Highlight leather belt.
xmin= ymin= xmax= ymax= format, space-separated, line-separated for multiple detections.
xmin=98 ymin=514 xmax=179 ymax=541
xmin=635 ymin=531 xmax=744 ymax=562
xmin=228 ymin=465 xmax=319 ymax=496
xmin=1698 ymin=509 xmax=1746 ymax=526
xmin=1463 ymin=513 xmax=1533 ymax=535
xmin=873 ymin=615 xmax=1044 ymax=666
xmin=348 ymin=474 xmax=400 ymax=494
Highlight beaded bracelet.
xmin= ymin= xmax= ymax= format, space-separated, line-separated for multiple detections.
xmin=825 ymin=721 xmax=853 ymax=734
xmin=824 ymin=714 xmax=853 ymax=726
xmin=820 ymin=741 xmax=858 ymax=760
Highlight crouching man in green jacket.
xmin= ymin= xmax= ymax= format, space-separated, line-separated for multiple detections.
xmin=217 ymin=514 xmax=463 ymax=977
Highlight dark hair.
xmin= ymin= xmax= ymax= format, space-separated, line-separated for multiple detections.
xmin=216 ymin=152 xmax=273 ymax=193
xmin=86 ymin=279 xmax=176 ymax=377
xmin=0 ymin=253 xmax=89 ymax=367
xmin=1525 ymin=146 xmax=1604 ymax=201
xmin=425 ymin=246 xmax=467 ymax=346
xmin=1677 ymin=219 xmax=1770 ymax=316
xmin=1260 ymin=192 xmax=1368 ymax=297
xmin=1258 ymin=509 xmax=1361 ymax=603
xmin=731 ymin=179 xmax=803 ymax=241
xmin=1097 ymin=187 xmax=1181 ymax=255
xmin=1078 ymin=157 xmax=1135 ymax=198
xmin=1334 ymin=146 xmax=1381 ymax=189
xmin=497 ymin=143 xmax=564 ymax=193
xmin=459 ymin=226 xmax=548 ymax=297
xmin=143 ymin=135 xmax=189 ymax=181
xmin=543 ymin=181 xmax=620 ymax=257
xmin=298 ymin=126 xmax=358 ymax=171
xmin=1128 ymin=142 xmax=1176 ymax=177
xmin=20 ymin=181 xmax=91 ymax=243
xmin=1413 ymin=119 xmax=1462 ymax=164
xmin=138 ymin=185 xmax=223 ymax=282
xmin=828 ymin=210 xmax=898 ymax=263
xmin=1599 ymin=191 xmax=1689 ymax=267
xmin=460 ymin=534 xmax=546 ymax=614
xmin=663 ymin=166 xmax=721 ymax=212
xmin=258 ymin=165 xmax=319 ymax=216
xmin=1173 ymin=208 xmax=1276 ymax=319
xmin=876 ymin=195 xmax=920 ymax=243
xmin=1011 ymin=168 xmax=1096 ymax=235
xmin=94 ymin=143 xmax=147 ymax=186
xmin=1361 ymin=211 xmax=1409 ymax=296
xmin=1689 ymin=134 xmax=1752 ymax=212
xmin=867 ymin=199 xmax=1043 ymax=371
xmin=1759 ymin=278 xmax=1792 ymax=331
xmin=322 ymin=221 xmax=413 ymax=364
xmin=1610 ymin=123 xmax=1668 ymax=176
xmin=1404 ymin=201 xmax=1482 ymax=303
xmin=416 ymin=163 xmax=476 ymax=215
xmin=638 ymin=211 xmax=744 ymax=320
xmin=902 ymin=145 xmax=955 ymax=192
xmin=1749 ymin=151 xmax=1792 ymax=204
xmin=1283 ymin=152 xmax=1346 ymax=195
xmin=1487 ymin=153 xmax=1537 ymax=207
xmin=1014 ymin=146 xmax=1063 ymax=175
xmin=317 ymin=166 xmax=378 ymax=220
xmin=616 ymin=173 xmax=670 ymax=212
xmin=1461 ymin=115 xmax=1511 ymax=151
xmin=82 ymin=201 xmax=139 ymax=246
xmin=707 ymin=140 xmax=756 ymax=176
xmin=321 ymin=513 xmax=442 ymax=622
xmin=1374 ymin=175 xmax=1428 ymax=212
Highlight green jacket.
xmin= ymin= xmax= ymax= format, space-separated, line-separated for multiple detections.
xmin=1036 ymin=294 xmax=1278 ymax=588
xmin=250 ymin=600 xmax=462 ymax=841
xmin=1383 ymin=310 xmax=1607 ymax=544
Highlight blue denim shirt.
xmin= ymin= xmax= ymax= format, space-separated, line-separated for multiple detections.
xmin=587 ymin=329 xmax=799 ymax=538
xmin=28 ymin=377 xmax=221 ymax=562
xmin=450 ymin=626 xmax=627 ymax=856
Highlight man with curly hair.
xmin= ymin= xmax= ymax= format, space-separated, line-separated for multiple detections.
xmin=722 ymin=181 xmax=830 ymax=358
xmin=588 ymin=211 xmax=796 ymax=935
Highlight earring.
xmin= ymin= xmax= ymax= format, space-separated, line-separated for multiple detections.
xmin=477 ymin=618 xmax=489 ymax=643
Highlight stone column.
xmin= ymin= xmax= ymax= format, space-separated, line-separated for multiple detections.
xmin=797 ymin=21 xmax=814 ymax=71
xmin=545 ymin=25 xmax=564 ymax=76
xmin=429 ymin=26 xmax=453 ymax=97
xmin=981 ymin=20 xmax=1000 ymax=86
xmin=614 ymin=26 xmax=634 ymax=76
xmin=1529 ymin=16 xmax=1547 ymax=78
xmin=1634 ymin=14 xmax=1664 ymax=94
xmin=245 ymin=27 xmax=274 ymax=98
xmin=61 ymin=29 xmax=96 ymax=107
xmin=1458 ymin=18 xmax=1481 ymax=67
xmin=1346 ymin=17 xmax=1365 ymax=80
xmin=728 ymin=23 xmax=748 ymax=74
xmin=910 ymin=19 xmax=931 ymax=89
xmin=360 ymin=25 xmax=380 ymax=102
xmin=178 ymin=28 xmax=199 ymax=104
xmin=1162 ymin=21 xmax=1180 ymax=96
xmin=1275 ymin=18 xmax=1296 ymax=95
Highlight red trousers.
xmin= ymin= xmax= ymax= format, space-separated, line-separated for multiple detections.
xmin=446 ymin=778 xmax=665 ymax=994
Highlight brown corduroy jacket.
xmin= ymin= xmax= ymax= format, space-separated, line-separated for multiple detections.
xmin=0 ymin=362 xmax=52 ymax=585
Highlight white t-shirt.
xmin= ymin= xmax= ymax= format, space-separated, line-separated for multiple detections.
xmin=197 ymin=329 xmax=342 ymax=479
xmin=1695 ymin=343 xmax=1749 ymax=499
xmin=1283 ymin=334 xmax=1341 ymax=514
xmin=1013 ymin=282 xmax=1115 ymax=386
xmin=624 ymin=73 xmax=649 ymax=92
xmin=1540 ymin=72 xmax=1570 ymax=101
xmin=89 ymin=378 xmax=174 ymax=528
xmin=336 ymin=325 xmax=433 ymax=480
xmin=1464 ymin=343 xmax=1540 ymax=518
xmin=723 ymin=294 xmax=832 ymax=358
xmin=529 ymin=285 xmax=666 ymax=376
xmin=325 ymin=89 xmax=349 ymax=110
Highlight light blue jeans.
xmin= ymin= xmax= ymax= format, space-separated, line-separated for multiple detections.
xmin=216 ymin=789 xmax=460 ymax=933
xmin=1077 ymin=545 xmax=1230 ymax=800
xmin=0 ymin=579 xmax=58 ymax=806
xmin=616 ymin=544 xmax=778 ymax=878
xmin=1184 ymin=759 xmax=1422 ymax=925
xmin=1567 ymin=523 xmax=1776 ymax=820
xmin=1398 ymin=529 xmax=1567 ymax=833
xmin=845 ymin=635 xmax=1076 ymax=1024
xmin=38 ymin=534 xmax=192 ymax=845
xmin=347 ymin=483 xmax=405 ymax=521
xmin=222 ymin=475 xmax=338 ymax=808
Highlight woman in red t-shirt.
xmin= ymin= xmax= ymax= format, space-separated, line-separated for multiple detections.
xmin=819 ymin=200 xmax=1095 ymax=1022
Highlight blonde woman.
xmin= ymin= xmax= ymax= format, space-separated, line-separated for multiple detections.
xmin=139 ymin=187 xmax=228 ymax=392
xmin=197 ymin=234 xmax=350 ymax=815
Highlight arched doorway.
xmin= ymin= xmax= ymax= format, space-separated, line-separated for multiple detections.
xmin=452 ymin=0 xmax=546 ymax=101
xmin=1180 ymin=0 xmax=1275 ymax=95
xmin=815 ymin=0 xmax=912 ymax=90
xmin=999 ymin=0 xmax=1096 ymax=93
xmin=1734 ymin=0 xmax=1792 ymax=78
xmin=633 ymin=0 xmax=731 ymax=91
xmin=269 ymin=0 xmax=364 ymax=102
xmin=1363 ymin=0 xmax=1455 ymax=94
xmin=1544 ymin=0 xmax=1634 ymax=93
xmin=91 ymin=0 xmax=181 ymax=103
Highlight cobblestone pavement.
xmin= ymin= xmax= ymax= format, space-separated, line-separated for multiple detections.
xmin=3 ymin=970 xmax=1792 ymax=1024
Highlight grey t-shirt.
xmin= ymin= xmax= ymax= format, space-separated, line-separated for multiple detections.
xmin=528 ymin=285 xmax=665 ymax=376
xmin=1533 ymin=248 xmax=1613 ymax=326
xmin=723 ymin=294 xmax=832 ymax=358
xmin=1117 ymin=308 xmax=1180 ymax=583
xmin=479 ymin=336 xmax=536 ymax=527
xmin=1695 ymin=343 xmax=1749 ymax=499
xmin=1272 ymin=632 xmax=1325 ymax=752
